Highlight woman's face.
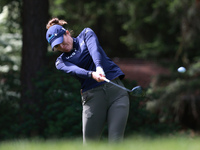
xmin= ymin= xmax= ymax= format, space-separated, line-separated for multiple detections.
xmin=54 ymin=31 xmax=73 ymax=52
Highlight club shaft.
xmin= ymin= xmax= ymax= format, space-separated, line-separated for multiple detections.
xmin=104 ymin=78 xmax=132 ymax=92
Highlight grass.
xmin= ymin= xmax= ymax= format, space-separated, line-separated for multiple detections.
xmin=0 ymin=136 xmax=200 ymax=150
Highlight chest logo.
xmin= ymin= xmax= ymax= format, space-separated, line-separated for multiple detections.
xmin=65 ymin=49 xmax=78 ymax=59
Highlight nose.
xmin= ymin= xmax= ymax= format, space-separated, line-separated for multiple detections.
xmin=60 ymin=43 xmax=64 ymax=49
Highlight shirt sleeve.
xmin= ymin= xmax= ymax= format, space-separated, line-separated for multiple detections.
xmin=55 ymin=56 xmax=92 ymax=79
xmin=84 ymin=28 xmax=103 ymax=68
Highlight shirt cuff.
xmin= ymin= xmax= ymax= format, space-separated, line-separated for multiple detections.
xmin=87 ymin=71 xmax=93 ymax=78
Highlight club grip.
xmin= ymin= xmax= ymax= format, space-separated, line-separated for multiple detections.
xmin=103 ymin=78 xmax=110 ymax=83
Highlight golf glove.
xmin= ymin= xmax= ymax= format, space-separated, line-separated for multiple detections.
xmin=96 ymin=66 xmax=105 ymax=77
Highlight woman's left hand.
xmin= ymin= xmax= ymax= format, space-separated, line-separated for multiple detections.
xmin=91 ymin=72 xmax=106 ymax=82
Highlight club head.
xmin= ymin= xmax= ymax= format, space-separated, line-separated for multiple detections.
xmin=130 ymin=86 xmax=144 ymax=97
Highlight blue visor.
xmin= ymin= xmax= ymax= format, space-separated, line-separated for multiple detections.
xmin=46 ymin=25 xmax=66 ymax=51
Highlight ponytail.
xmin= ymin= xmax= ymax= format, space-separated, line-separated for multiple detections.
xmin=46 ymin=18 xmax=67 ymax=29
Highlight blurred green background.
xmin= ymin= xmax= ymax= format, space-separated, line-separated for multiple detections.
xmin=0 ymin=0 xmax=200 ymax=141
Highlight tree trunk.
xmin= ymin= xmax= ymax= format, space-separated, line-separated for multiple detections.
xmin=21 ymin=0 xmax=49 ymax=104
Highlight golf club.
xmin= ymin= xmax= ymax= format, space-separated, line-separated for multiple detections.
xmin=103 ymin=78 xmax=143 ymax=96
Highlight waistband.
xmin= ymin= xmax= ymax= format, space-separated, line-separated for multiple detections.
xmin=81 ymin=77 xmax=120 ymax=95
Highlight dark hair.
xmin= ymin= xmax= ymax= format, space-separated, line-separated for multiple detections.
xmin=46 ymin=18 xmax=67 ymax=29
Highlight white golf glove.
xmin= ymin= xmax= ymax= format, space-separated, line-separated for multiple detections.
xmin=96 ymin=66 xmax=105 ymax=77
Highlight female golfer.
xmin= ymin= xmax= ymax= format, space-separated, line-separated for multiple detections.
xmin=46 ymin=18 xmax=129 ymax=143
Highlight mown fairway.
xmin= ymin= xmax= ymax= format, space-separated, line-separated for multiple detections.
xmin=0 ymin=136 xmax=200 ymax=150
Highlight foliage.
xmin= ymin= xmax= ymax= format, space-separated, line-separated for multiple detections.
xmin=0 ymin=0 xmax=22 ymax=33
xmin=49 ymin=0 xmax=130 ymax=57
xmin=0 ymin=1 xmax=22 ymax=72
xmin=146 ymin=60 xmax=200 ymax=131
xmin=127 ymin=90 xmax=179 ymax=136
xmin=1 ymin=0 xmax=200 ymax=61
xmin=0 ymin=4 xmax=22 ymax=102
xmin=0 ymin=2 xmax=22 ymax=140
xmin=47 ymin=0 xmax=200 ymax=64
xmin=0 ymin=53 xmax=180 ymax=140
xmin=17 ymin=52 xmax=82 ymax=139
xmin=0 ymin=53 xmax=81 ymax=140
xmin=119 ymin=0 xmax=200 ymax=63
xmin=0 ymin=0 xmax=200 ymax=141
xmin=0 ymin=0 xmax=11 ymax=13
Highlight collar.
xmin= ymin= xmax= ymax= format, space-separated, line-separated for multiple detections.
xmin=73 ymin=37 xmax=79 ymax=50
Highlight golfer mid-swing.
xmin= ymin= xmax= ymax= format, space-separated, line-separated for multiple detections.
xmin=46 ymin=18 xmax=130 ymax=143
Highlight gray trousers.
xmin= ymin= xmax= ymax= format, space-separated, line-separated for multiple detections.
xmin=81 ymin=78 xmax=129 ymax=143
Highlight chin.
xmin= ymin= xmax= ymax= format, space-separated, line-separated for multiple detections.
xmin=65 ymin=49 xmax=71 ymax=53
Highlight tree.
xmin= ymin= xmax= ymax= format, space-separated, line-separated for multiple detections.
xmin=21 ymin=0 xmax=49 ymax=104
xmin=49 ymin=0 xmax=129 ymax=57
xmin=175 ymin=0 xmax=200 ymax=65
